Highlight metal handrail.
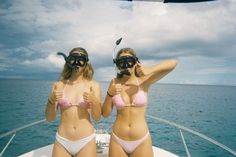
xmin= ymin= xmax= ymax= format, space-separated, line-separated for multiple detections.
xmin=0 ymin=133 xmax=16 ymax=156
xmin=179 ymin=129 xmax=191 ymax=157
xmin=146 ymin=114 xmax=236 ymax=156
xmin=0 ymin=115 xmax=61 ymax=157
xmin=0 ymin=119 xmax=47 ymax=139
xmin=1 ymin=115 xmax=236 ymax=156
xmin=0 ymin=119 xmax=48 ymax=157
xmin=0 ymin=115 xmax=61 ymax=139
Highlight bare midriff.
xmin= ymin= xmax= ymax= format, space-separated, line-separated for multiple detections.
xmin=113 ymin=106 xmax=148 ymax=140
xmin=58 ymin=106 xmax=94 ymax=140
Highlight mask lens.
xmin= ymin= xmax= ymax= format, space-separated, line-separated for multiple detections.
xmin=126 ymin=57 xmax=136 ymax=67
xmin=116 ymin=59 xmax=125 ymax=68
xmin=116 ymin=56 xmax=136 ymax=69
xmin=66 ymin=53 xmax=88 ymax=68
xmin=76 ymin=57 xmax=86 ymax=67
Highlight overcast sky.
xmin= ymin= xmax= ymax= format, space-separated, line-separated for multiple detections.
xmin=0 ymin=0 xmax=235 ymax=86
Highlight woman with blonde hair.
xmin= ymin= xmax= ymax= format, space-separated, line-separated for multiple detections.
xmin=45 ymin=47 xmax=102 ymax=157
xmin=102 ymin=48 xmax=177 ymax=157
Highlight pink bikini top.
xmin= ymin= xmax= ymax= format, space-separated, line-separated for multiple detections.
xmin=112 ymin=78 xmax=147 ymax=109
xmin=57 ymin=81 xmax=91 ymax=109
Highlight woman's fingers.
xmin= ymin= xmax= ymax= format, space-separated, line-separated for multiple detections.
xmin=136 ymin=61 xmax=142 ymax=67
xmin=53 ymin=82 xmax=64 ymax=101
xmin=115 ymin=84 xmax=122 ymax=94
xmin=54 ymin=92 xmax=62 ymax=101
xmin=83 ymin=92 xmax=95 ymax=104
xmin=136 ymin=64 xmax=145 ymax=76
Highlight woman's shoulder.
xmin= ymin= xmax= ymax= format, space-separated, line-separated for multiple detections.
xmin=52 ymin=80 xmax=66 ymax=87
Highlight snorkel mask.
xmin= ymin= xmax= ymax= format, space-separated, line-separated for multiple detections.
xmin=112 ymin=38 xmax=139 ymax=76
xmin=114 ymin=55 xmax=138 ymax=69
xmin=57 ymin=51 xmax=89 ymax=70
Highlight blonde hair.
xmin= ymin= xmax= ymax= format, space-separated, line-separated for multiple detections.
xmin=116 ymin=48 xmax=136 ymax=59
xmin=60 ymin=47 xmax=94 ymax=80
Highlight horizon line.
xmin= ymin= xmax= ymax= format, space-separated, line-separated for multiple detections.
xmin=0 ymin=78 xmax=235 ymax=87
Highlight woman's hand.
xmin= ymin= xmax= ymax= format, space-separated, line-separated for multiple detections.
xmin=135 ymin=62 xmax=146 ymax=77
xmin=52 ymin=82 xmax=64 ymax=103
xmin=107 ymin=79 xmax=122 ymax=96
xmin=83 ymin=87 xmax=97 ymax=105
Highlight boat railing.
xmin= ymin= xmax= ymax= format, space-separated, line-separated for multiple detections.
xmin=146 ymin=115 xmax=236 ymax=157
xmin=1 ymin=114 xmax=236 ymax=157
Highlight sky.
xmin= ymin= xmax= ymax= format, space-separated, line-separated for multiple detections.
xmin=0 ymin=0 xmax=236 ymax=86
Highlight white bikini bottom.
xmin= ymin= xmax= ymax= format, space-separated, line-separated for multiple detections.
xmin=55 ymin=132 xmax=95 ymax=156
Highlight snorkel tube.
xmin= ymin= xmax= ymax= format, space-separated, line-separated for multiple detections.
xmin=113 ymin=37 xmax=122 ymax=63
xmin=57 ymin=52 xmax=74 ymax=69
xmin=113 ymin=38 xmax=123 ymax=75
xmin=57 ymin=52 xmax=67 ymax=61
xmin=113 ymin=38 xmax=134 ymax=76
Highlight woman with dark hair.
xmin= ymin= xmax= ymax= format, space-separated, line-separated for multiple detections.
xmin=45 ymin=47 xmax=102 ymax=157
xmin=102 ymin=48 xmax=177 ymax=157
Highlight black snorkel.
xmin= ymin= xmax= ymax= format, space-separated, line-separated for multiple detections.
xmin=113 ymin=38 xmax=125 ymax=76
xmin=113 ymin=37 xmax=123 ymax=64
xmin=57 ymin=52 xmax=67 ymax=61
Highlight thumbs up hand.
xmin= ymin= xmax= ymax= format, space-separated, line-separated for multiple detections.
xmin=53 ymin=82 xmax=64 ymax=102
xmin=83 ymin=87 xmax=96 ymax=104
xmin=135 ymin=62 xmax=145 ymax=77
xmin=107 ymin=79 xmax=122 ymax=97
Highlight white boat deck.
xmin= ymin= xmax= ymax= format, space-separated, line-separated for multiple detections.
xmin=18 ymin=134 xmax=179 ymax=157
xmin=18 ymin=144 xmax=179 ymax=157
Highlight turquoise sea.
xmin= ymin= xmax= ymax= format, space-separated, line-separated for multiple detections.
xmin=0 ymin=79 xmax=236 ymax=157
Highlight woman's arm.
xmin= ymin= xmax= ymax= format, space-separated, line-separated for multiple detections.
xmin=137 ymin=60 xmax=177 ymax=86
xmin=102 ymin=79 xmax=121 ymax=118
xmin=102 ymin=92 xmax=113 ymax=118
xmin=45 ymin=82 xmax=58 ymax=122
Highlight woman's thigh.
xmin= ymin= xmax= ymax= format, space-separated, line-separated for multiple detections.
xmin=76 ymin=139 xmax=96 ymax=157
xmin=52 ymin=140 xmax=72 ymax=157
xmin=109 ymin=136 xmax=129 ymax=157
xmin=130 ymin=135 xmax=153 ymax=157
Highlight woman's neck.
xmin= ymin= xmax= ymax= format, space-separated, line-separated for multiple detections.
xmin=69 ymin=72 xmax=84 ymax=84
xmin=121 ymin=72 xmax=137 ymax=86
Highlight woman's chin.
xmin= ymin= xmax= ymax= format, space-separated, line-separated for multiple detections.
xmin=73 ymin=67 xmax=83 ymax=75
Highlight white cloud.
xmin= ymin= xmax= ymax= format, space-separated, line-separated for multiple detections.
xmin=0 ymin=63 xmax=10 ymax=71
xmin=22 ymin=54 xmax=64 ymax=71
xmin=3 ymin=0 xmax=236 ymax=55
xmin=0 ymin=0 xmax=236 ymax=85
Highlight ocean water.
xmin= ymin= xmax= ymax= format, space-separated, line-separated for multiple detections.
xmin=0 ymin=79 xmax=236 ymax=157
